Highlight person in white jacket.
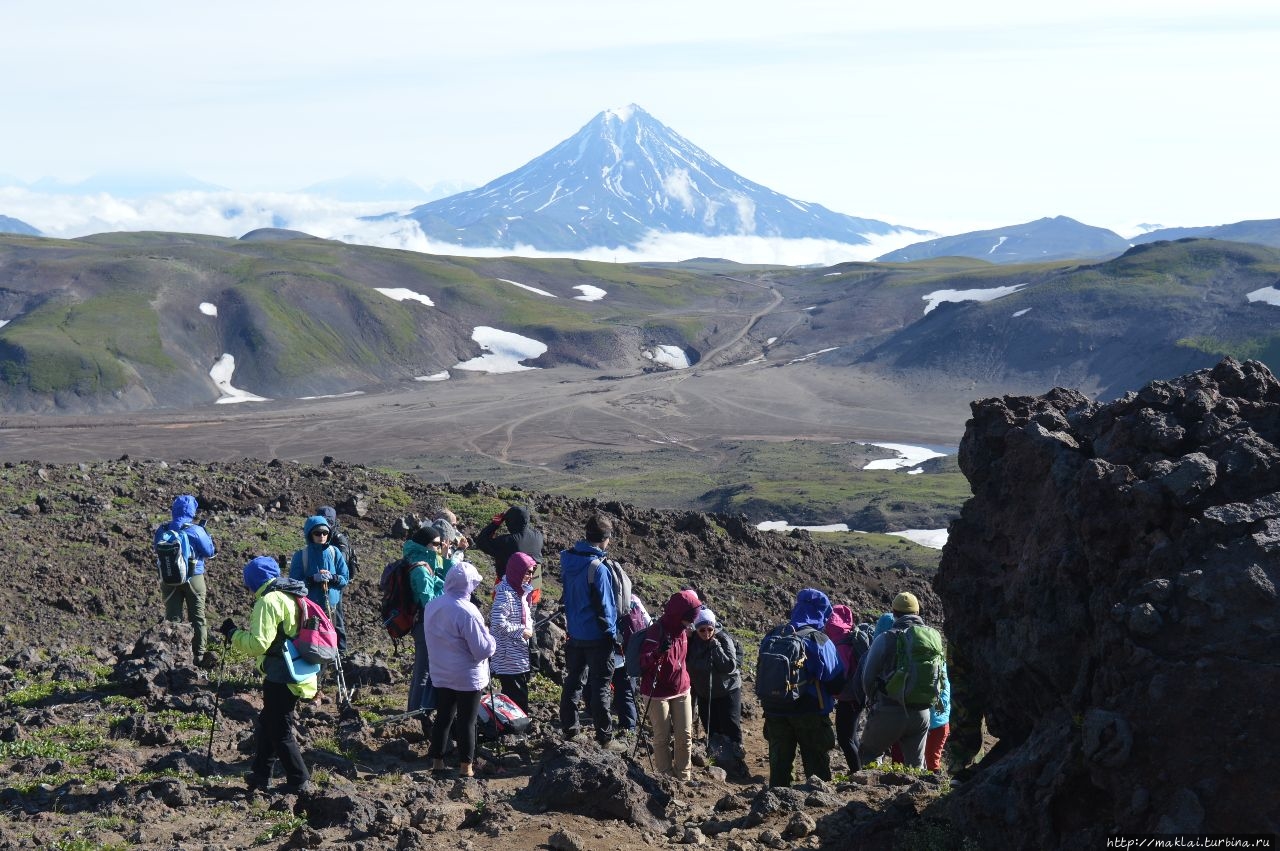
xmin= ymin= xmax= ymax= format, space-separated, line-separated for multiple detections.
xmin=424 ymin=561 xmax=496 ymax=777
xmin=490 ymin=552 xmax=535 ymax=713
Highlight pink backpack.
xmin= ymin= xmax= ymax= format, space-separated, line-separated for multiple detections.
xmin=291 ymin=595 xmax=339 ymax=665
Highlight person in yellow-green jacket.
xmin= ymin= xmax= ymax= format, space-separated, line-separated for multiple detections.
xmin=218 ymin=556 xmax=315 ymax=796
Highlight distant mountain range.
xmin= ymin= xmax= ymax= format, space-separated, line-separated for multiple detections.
xmin=877 ymin=215 xmax=1280 ymax=265
xmin=0 ymin=215 xmax=39 ymax=236
xmin=402 ymin=105 xmax=925 ymax=251
xmin=2 ymin=229 xmax=1278 ymax=413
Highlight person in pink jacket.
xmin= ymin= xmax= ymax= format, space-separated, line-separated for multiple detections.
xmin=636 ymin=589 xmax=703 ymax=781
xmin=424 ymin=561 xmax=496 ymax=777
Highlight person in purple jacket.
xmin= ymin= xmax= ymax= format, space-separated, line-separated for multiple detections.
xmin=424 ymin=561 xmax=496 ymax=778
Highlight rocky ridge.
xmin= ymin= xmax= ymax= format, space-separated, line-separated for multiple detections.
xmin=936 ymin=357 xmax=1280 ymax=844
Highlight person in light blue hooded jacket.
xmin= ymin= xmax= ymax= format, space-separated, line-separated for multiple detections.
xmin=760 ymin=588 xmax=844 ymax=786
xmin=288 ymin=515 xmax=350 ymax=652
xmin=153 ymin=494 xmax=217 ymax=668
xmin=424 ymin=561 xmax=496 ymax=777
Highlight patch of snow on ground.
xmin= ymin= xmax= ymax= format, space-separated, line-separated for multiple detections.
xmin=298 ymin=391 xmax=365 ymax=400
xmin=908 ymin=468 xmax=924 ymax=475
xmin=414 ymin=371 xmax=450 ymax=382
xmin=498 ymin=278 xmax=556 ymax=297
xmin=209 ymin=354 xmax=270 ymax=404
xmin=765 ymin=337 xmax=777 ymax=346
xmin=988 ymin=236 xmax=1008 ymax=255
xmin=757 ymin=521 xmax=851 ymax=533
xmin=886 ymin=529 xmax=949 ymax=549
xmin=375 ymin=287 xmax=435 ymax=307
xmin=922 ymin=283 xmax=1025 ymax=315
xmin=862 ymin=442 xmax=948 ymax=470
xmin=823 ymin=272 xmax=842 ymax=277
xmin=0 ymin=320 xmax=8 ymax=329
xmin=199 ymin=302 xmax=217 ymax=316
xmin=1246 ymin=287 xmax=1280 ymax=307
xmin=644 ymin=345 xmax=691 ymax=369
xmin=455 ymin=326 xmax=547 ymax=373
xmin=804 ymin=305 xmax=817 ymax=311
xmin=788 ymin=346 xmax=839 ymax=364
xmin=573 ymin=284 xmax=607 ymax=301
xmin=1012 ymin=308 xmax=1032 ymax=317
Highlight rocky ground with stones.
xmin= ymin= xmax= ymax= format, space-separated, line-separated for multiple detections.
xmin=0 ymin=458 xmax=954 ymax=850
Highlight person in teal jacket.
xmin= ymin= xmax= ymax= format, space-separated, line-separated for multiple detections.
xmin=288 ymin=515 xmax=350 ymax=653
xmin=219 ymin=556 xmax=315 ymax=796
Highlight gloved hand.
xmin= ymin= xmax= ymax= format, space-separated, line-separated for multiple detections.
xmin=314 ymin=570 xmax=331 ymax=583
xmin=491 ymin=513 xmax=505 ymax=526
xmin=659 ymin=638 xmax=672 ymax=653
xmin=219 ymin=618 xmax=238 ymax=641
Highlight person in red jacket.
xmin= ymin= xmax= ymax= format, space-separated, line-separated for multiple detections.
xmin=637 ymin=589 xmax=703 ymax=781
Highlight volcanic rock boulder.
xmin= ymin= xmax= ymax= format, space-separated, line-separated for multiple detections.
xmin=521 ymin=741 xmax=670 ymax=829
xmin=936 ymin=358 xmax=1280 ymax=846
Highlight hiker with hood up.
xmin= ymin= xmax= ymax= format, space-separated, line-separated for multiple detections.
xmin=490 ymin=552 xmax=535 ymax=713
xmin=637 ymin=589 xmax=704 ymax=781
xmin=686 ymin=607 xmax=744 ymax=759
xmin=154 ymin=494 xmax=218 ymax=668
xmin=288 ymin=515 xmax=351 ymax=653
xmin=856 ymin=593 xmax=934 ymax=769
xmin=424 ymin=561 xmax=496 ymax=778
xmin=760 ymin=588 xmax=844 ymax=786
xmin=476 ymin=503 xmax=545 ymax=603
xmin=219 ymin=557 xmax=314 ymax=795
xmin=404 ymin=523 xmax=448 ymax=739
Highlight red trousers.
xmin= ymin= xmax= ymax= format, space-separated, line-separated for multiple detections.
xmin=891 ymin=722 xmax=949 ymax=771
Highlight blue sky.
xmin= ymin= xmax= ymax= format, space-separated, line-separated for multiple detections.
xmin=3 ymin=0 xmax=1279 ymax=241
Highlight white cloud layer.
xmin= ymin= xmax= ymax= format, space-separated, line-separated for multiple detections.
xmin=0 ymin=188 xmax=936 ymax=266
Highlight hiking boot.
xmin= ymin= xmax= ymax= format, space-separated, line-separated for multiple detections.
xmin=458 ymin=761 xmax=474 ymax=778
xmin=602 ymin=738 xmax=629 ymax=754
xmin=284 ymin=780 xmax=314 ymax=796
xmin=244 ymin=773 xmax=268 ymax=798
xmin=431 ymin=759 xmax=447 ymax=773
xmin=197 ymin=651 xmax=220 ymax=670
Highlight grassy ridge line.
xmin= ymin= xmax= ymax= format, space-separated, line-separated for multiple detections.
xmin=0 ymin=233 xmax=773 ymax=403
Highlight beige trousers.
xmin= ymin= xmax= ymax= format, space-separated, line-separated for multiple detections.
xmin=647 ymin=691 xmax=693 ymax=779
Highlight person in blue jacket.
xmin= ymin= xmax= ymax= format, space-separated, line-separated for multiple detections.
xmin=288 ymin=515 xmax=351 ymax=653
xmin=761 ymin=588 xmax=844 ymax=786
xmin=557 ymin=513 xmax=626 ymax=751
xmin=153 ymin=494 xmax=217 ymax=668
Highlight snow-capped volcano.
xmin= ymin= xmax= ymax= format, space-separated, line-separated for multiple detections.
xmin=405 ymin=105 xmax=921 ymax=251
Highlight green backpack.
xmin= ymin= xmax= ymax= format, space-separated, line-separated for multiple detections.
xmin=882 ymin=624 xmax=945 ymax=710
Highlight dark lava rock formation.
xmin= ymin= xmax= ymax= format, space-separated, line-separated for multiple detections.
xmin=936 ymin=358 xmax=1279 ymax=846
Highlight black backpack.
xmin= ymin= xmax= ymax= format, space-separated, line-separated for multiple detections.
xmin=755 ymin=624 xmax=826 ymax=713
xmin=379 ymin=558 xmax=421 ymax=644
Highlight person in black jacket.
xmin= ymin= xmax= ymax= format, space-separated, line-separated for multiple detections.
xmin=476 ymin=504 xmax=545 ymax=603
xmin=687 ymin=607 xmax=744 ymax=759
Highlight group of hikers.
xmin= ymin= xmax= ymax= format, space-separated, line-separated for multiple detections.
xmin=153 ymin=494 xmax=951 ymax=796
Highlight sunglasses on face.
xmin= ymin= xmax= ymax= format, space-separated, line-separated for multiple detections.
xmin=312 ymin=530 xmax=330 ymax=538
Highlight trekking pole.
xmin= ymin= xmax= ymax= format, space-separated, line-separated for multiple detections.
xmin=631 ymin=653 xmax=663 ymax=761
xmin=204 ymin=637 xmax=230 ymax=775
xmin=318 ymin=579 xmax=352 ymax=707
xmin=532 ymin=604 xmax=565 ymax=631
xmin=706 ymin=665 xmax=714 ymax=749
xmin=371 ymin=706 xmax=431 ymax=726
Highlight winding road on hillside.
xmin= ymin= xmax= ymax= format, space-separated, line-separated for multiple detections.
xmin=0 ymin=275 xmax=978 ymax=470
